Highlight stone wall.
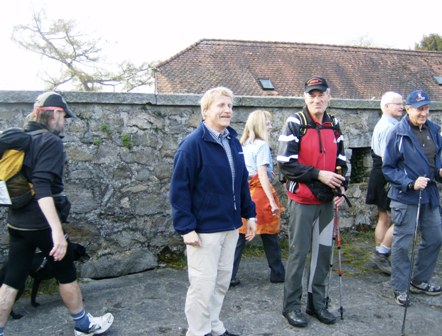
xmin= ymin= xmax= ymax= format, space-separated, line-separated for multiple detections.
xmin=1 ymin=91 xmax=441 ymax=278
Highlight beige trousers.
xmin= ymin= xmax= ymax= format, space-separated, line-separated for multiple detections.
xmin=185 ymin=230 xmax=239 ymax=336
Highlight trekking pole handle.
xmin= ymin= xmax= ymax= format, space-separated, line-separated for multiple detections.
xmin=336 ymin=166 xmax=342 ymax=176
xmin=334 ymin=166 xmax=352 ymax=207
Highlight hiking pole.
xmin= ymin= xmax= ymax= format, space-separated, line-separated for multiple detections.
xmin=327 ymin=165 xmax=346 ymax=317
xmin=335 ymin=203 xmax=344 ymax=320
xmin=325 ymin=225 xmax=335 ymax=309
xmin=400 ymin=189 xmax=422 ymax=336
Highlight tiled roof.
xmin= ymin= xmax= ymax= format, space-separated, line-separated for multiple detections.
xmin=154 ymin=39 xmax=442 ymax=101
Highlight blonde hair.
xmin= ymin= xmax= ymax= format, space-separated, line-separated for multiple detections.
xmin=240 ymin=109 xmax=272 ymax=145
xmin=200 ymin=87 xmax=233 ymax=118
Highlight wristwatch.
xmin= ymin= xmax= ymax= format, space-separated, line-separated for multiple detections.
xmin=407 ymin=181 xmax=415 ymax=191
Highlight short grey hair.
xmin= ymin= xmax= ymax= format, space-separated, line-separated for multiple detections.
xmin=380 ymin=91 xmax=402 ymax=110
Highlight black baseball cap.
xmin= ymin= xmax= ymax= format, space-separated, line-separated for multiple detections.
xmin=304 ymin=76 xmax=329 ymax=93
xmin=34 ymin=91 xmax=75 ymax=118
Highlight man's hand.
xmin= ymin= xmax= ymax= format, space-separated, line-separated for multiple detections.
xmin=413 ymin=176 xmax=431 ymax=190
xmin=334 ymin=186 xmax=346 ymax=207
xmin=50 ymin=230 xmax=68 ymax=261
xmin=318 ymin=170 xmax=345 ymax=189
xmin=245 ymin=218 xmax=256 ymax=241
xmin=38 ymin=196 xmax=67 ymax=261
xmin=182 ymin=231 xmax=201 ymax=247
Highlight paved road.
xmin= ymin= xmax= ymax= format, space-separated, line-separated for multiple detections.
xmin=5 ymin=249 xmax=442 ymax=336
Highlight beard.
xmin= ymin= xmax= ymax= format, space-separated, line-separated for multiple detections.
xmin=50 ymin=115 xmax=65 ymax=137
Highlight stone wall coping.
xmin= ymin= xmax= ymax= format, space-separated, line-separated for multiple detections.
xmin=2 ymin=90 xmax=440 ymax=110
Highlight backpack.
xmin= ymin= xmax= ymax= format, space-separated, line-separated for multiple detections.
xmin=0 ymin=128 xmax=47 ymax=209
xmin=280 ymin=111 xmax=352 ymax=206
xmin=279 ymin=110 xmax=339 ymax=185
xmin=295 ymin=110 xmax=339 ymax=138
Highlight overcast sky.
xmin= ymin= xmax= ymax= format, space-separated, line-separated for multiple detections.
xmin=1 ymin=0 xmax=441 ymax=91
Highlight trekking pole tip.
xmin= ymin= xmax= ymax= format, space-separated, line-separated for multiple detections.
xmin=339 ymin=306 xmax=344 ymax=320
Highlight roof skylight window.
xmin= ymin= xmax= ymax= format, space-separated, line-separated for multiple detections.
xmin=258 ymin=78 xmax=275 ymax=90
xmin=433 ymin=76 xmax=442 ymax=85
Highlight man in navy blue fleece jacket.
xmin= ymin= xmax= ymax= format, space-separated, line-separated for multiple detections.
xmin=170 ymin=87 xmax=256 ymax=336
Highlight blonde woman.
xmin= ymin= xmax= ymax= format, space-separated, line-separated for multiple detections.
xmin=230 ymin=110 xmax=285 ymax=287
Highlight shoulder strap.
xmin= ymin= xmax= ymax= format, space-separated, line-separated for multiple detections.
xmin=296 ymin=111 xmax=340 ymax=141
xmin=295 ymin=111 xmax=309 ymax=137
xmin=329 ymin=114 xmax=338 ymax=128
xmin=328 ymin=114 xmax=340 ymax=138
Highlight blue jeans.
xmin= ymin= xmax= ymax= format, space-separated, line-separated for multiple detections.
xmin=390 ymin=201 xmax=442 ymax=292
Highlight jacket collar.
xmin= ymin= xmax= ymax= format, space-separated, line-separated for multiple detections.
xmin=199 ymin=120 xmax=238 ymax=142
xmin=396 ymin=115 xmax=435 ymax=136
xmin=303 ymin=106 xmax=333 ymax=125
xmin=23 ymin=121 xmax=50 ymax=133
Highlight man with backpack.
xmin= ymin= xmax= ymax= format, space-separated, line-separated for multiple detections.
xmin=0 ymin=92 xmax=113 ymax=336
xmin=277 ymin=77 xmax=347 ymax=328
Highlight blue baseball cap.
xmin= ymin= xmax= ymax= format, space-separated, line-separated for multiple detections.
xmin=405 ymin=90 xmax=432 ymax=108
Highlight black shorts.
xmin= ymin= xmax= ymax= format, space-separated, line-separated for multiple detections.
xmin=365 ymin=166 xmax=390 ymax=211
xmin=4 ymin=227 xmax=77 ymax=290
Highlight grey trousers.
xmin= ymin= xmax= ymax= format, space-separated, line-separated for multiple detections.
xmin=283 ymin=200 xmax=334 ymax=313
xmin=390 ymin=200 xmax=442 ymax=292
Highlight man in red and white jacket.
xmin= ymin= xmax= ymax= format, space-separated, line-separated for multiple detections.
xmin=277 ymin=76 xmax=348 ymax=328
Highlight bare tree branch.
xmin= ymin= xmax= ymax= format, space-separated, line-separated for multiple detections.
xmin=11 ymin=10 xmax=153 ymax=92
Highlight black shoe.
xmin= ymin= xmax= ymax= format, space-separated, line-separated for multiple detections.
xmin=283 ymin=309 xmax=308 ymax=328
xmin=230 ymin=278 xmax=240 ymax=287
xmin=270 ymin=277 xmax=285 ymax=283
xmin=306 ymin=307 xmax=336 ymax=325
xmin=270 ymin=270 xmax=285 ymax=283
xmin=219 ymin=331 xmax=240 ymax=336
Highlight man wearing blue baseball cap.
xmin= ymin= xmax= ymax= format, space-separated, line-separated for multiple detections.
xmin=383 ymin=89 xmax=442 ymax=306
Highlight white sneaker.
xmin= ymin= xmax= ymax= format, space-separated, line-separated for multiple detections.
xmin=74 ymin=313 xmax=114 ymax=335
